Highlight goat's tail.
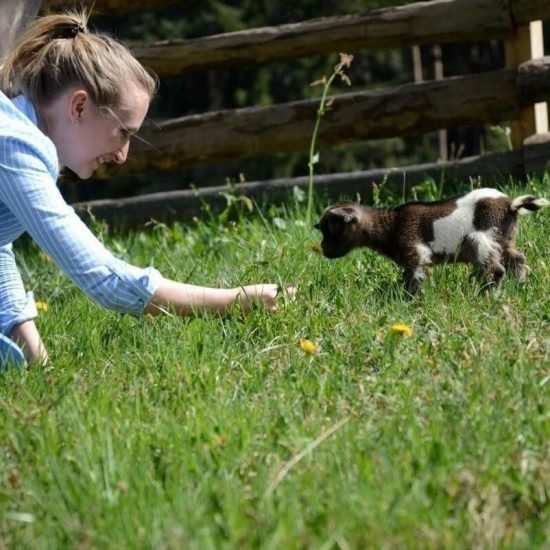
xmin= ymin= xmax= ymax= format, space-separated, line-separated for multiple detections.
xmin=510 ymin=195 xmax=549 ymax=214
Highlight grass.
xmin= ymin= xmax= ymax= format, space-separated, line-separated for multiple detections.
xmin=0 ymin=179 xmax=548 ymax=548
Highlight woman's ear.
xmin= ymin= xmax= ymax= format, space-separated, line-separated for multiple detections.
xmin=69 ymin=89 xmax=89 ymax=124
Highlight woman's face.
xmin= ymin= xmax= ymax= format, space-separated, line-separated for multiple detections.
xmin=47 ymin=84 xmax=150 ymax=179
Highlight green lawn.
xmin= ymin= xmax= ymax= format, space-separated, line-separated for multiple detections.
xmin=1 ymin=180 xmax=548 ymax=548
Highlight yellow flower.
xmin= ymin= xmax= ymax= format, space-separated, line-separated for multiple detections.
xmin=390 ymin=323 xmax=413 ymax=337
xmin=299 ymin=339 xmax=318 ymax=355
xmin=35 ymin=301 xmax=49 ymax=312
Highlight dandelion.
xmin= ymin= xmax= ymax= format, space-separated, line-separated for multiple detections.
xmin=390 ymin=323 xmax=413 ymax=337
xmin=35 ymin=301 xmax=48 ymax=312
xmin=299 ymin=339 xmax=318 ymax=355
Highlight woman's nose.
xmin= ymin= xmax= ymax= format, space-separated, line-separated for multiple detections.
xmin=113 ymin=142 xmax=130 ymax=164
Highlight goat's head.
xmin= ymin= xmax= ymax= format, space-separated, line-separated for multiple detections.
xmin=314 ymin=205 xmax=361 ymax=258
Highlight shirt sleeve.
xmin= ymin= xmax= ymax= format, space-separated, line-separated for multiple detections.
xmin=0 ymin=244 xmax=38 ymax=335
xmin=0 ymin=136 xmax=162 ymax=315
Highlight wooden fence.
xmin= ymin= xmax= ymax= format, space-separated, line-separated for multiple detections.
xmin=3 ymin=0 xmax=550 ymax=226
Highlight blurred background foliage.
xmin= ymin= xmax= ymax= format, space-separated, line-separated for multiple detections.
xmin=60 ymin=0 xmax=548 ymax=203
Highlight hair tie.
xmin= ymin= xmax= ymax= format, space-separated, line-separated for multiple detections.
xmin=59 ymin=22 xmax=85 ymax=39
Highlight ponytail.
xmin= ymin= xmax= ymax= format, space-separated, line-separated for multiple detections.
xmin=0 ymin=10 xmax=157 ymax=109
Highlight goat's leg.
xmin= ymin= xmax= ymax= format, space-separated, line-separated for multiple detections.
xmin=402 ymin=266 xmax=426 ymax=296
xmin=401 ymin=244 xmax=433 ymax=296
xmin=402 ymin=259 xmax=427 ymax=296
xmin=503 ymin=245 xmax=527 ymax=282
xmin=463 ymin=232 xmax=505 ymax=290
xmin=487 ymin=261 xmax=506 ymax=287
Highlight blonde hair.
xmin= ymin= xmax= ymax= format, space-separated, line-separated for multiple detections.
xmin=0 ymin=10 xmax=158 ymax=110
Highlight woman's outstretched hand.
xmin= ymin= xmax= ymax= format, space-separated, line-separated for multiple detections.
xmin=144 ymin=279 xmax=297 ymax=317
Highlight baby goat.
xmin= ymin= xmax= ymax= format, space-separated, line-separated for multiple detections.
xmin=314 ymin=188 xmax=548 ymax=295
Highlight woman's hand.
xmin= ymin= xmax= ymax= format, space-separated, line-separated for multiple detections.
xmin=235 ymin=284 xmax=297 ymax=313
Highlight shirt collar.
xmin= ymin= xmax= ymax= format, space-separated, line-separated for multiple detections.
xmin=11 ymin=94 xmax=39 ymax=126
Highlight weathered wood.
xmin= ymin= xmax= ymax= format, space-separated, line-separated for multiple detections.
xmin=131 ymin=0 xmax=516 ymax=76
xmin=523 ymin=132 xmax=550 ymax=173
xmin=432 ymin=44 xmax=448 ymax=161
xmin=0 ymin=0 xmax=43 ymax=60
xmin=505 ymin=22 xmax=548 ymax=148
xmin=517 ymin=57 xmax=550 ymax=105
xmin=41 ymin=0 xmax=179 ymax=14
xmin=77 ymin=149 xmax=526 ymax=228
xmin=95 ymin=59 xmax=550 ymax=179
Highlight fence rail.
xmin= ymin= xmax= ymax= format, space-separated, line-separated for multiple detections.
xmin=128 ymin=0 xmax=550 ymax=76
xmin=76 ymin=138 xmax=550 ymax=228
xmin=95 ymin=57 xmax=550 ymax=179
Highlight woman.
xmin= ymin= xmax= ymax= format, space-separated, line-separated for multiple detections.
xmin=0 ymin=11 xmax=294 ymax=369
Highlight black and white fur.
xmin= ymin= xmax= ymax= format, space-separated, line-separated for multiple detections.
xmin=314 ymin=188 xmax=548 ymax=295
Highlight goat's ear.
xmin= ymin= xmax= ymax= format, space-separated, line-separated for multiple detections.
xmin=330 ymin=207 xmax=358 ymax=224
xmin=313 ymin=222 xmax=320 ymax=230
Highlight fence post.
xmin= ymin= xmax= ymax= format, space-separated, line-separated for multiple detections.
xmin=432 ymin=44 xmax=448 ymax=161
xmin=505 ymin=20 xmax=548 ymax=149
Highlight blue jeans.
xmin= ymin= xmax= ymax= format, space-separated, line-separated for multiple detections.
xmin=0 ymin=333 xmax=25 ymax=372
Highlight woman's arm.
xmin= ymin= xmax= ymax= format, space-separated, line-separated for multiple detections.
xmin=0 ymin=244 xmax=47 ymax=366
xmin=144 ymin=279 xmax=294 ymax=317
xmin=10 ymin=320 xmax=48 ymax=366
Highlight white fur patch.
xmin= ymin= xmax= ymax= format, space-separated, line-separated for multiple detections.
xmin=467 ymin=230 xmax=502 ymax=264
xmin=413 ymin=267 xmax=426 ymax=281
xmin=415 ymin=243 xmax=433 ymax=265
xmin=429 ymin=188 xmax=506 ymax=254
xmin=459 ymin=188 xmax=506 ymax=203
xmin=511 ymin=196 xmax=550 ymax=214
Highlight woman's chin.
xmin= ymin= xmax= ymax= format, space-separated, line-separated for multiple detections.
xmin=72 ymin=164 xmax=95 ymax=180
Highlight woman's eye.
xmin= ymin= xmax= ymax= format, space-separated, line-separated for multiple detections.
xmin=120 ymin=128 xmax=130 ymax=139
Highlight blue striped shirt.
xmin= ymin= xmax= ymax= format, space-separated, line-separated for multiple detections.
xmin=0 ymin=91 xmax=161 ymax=335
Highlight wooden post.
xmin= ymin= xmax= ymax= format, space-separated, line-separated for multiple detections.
xmin=505 ymin=21 xmax=548 ymax=149
xmin=432 ymin=44 xmax=448 ymax=161
xmin=412 ymin=45 xmax=423 ymax=83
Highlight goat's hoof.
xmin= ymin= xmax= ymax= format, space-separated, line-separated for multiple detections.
xmin=514 ymin=265 xmax=529 ymax=283
xmin=477 ymin=280 xmax=502 ymax=296
xmin=403 ymin=287 xmax=421 ymax=300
